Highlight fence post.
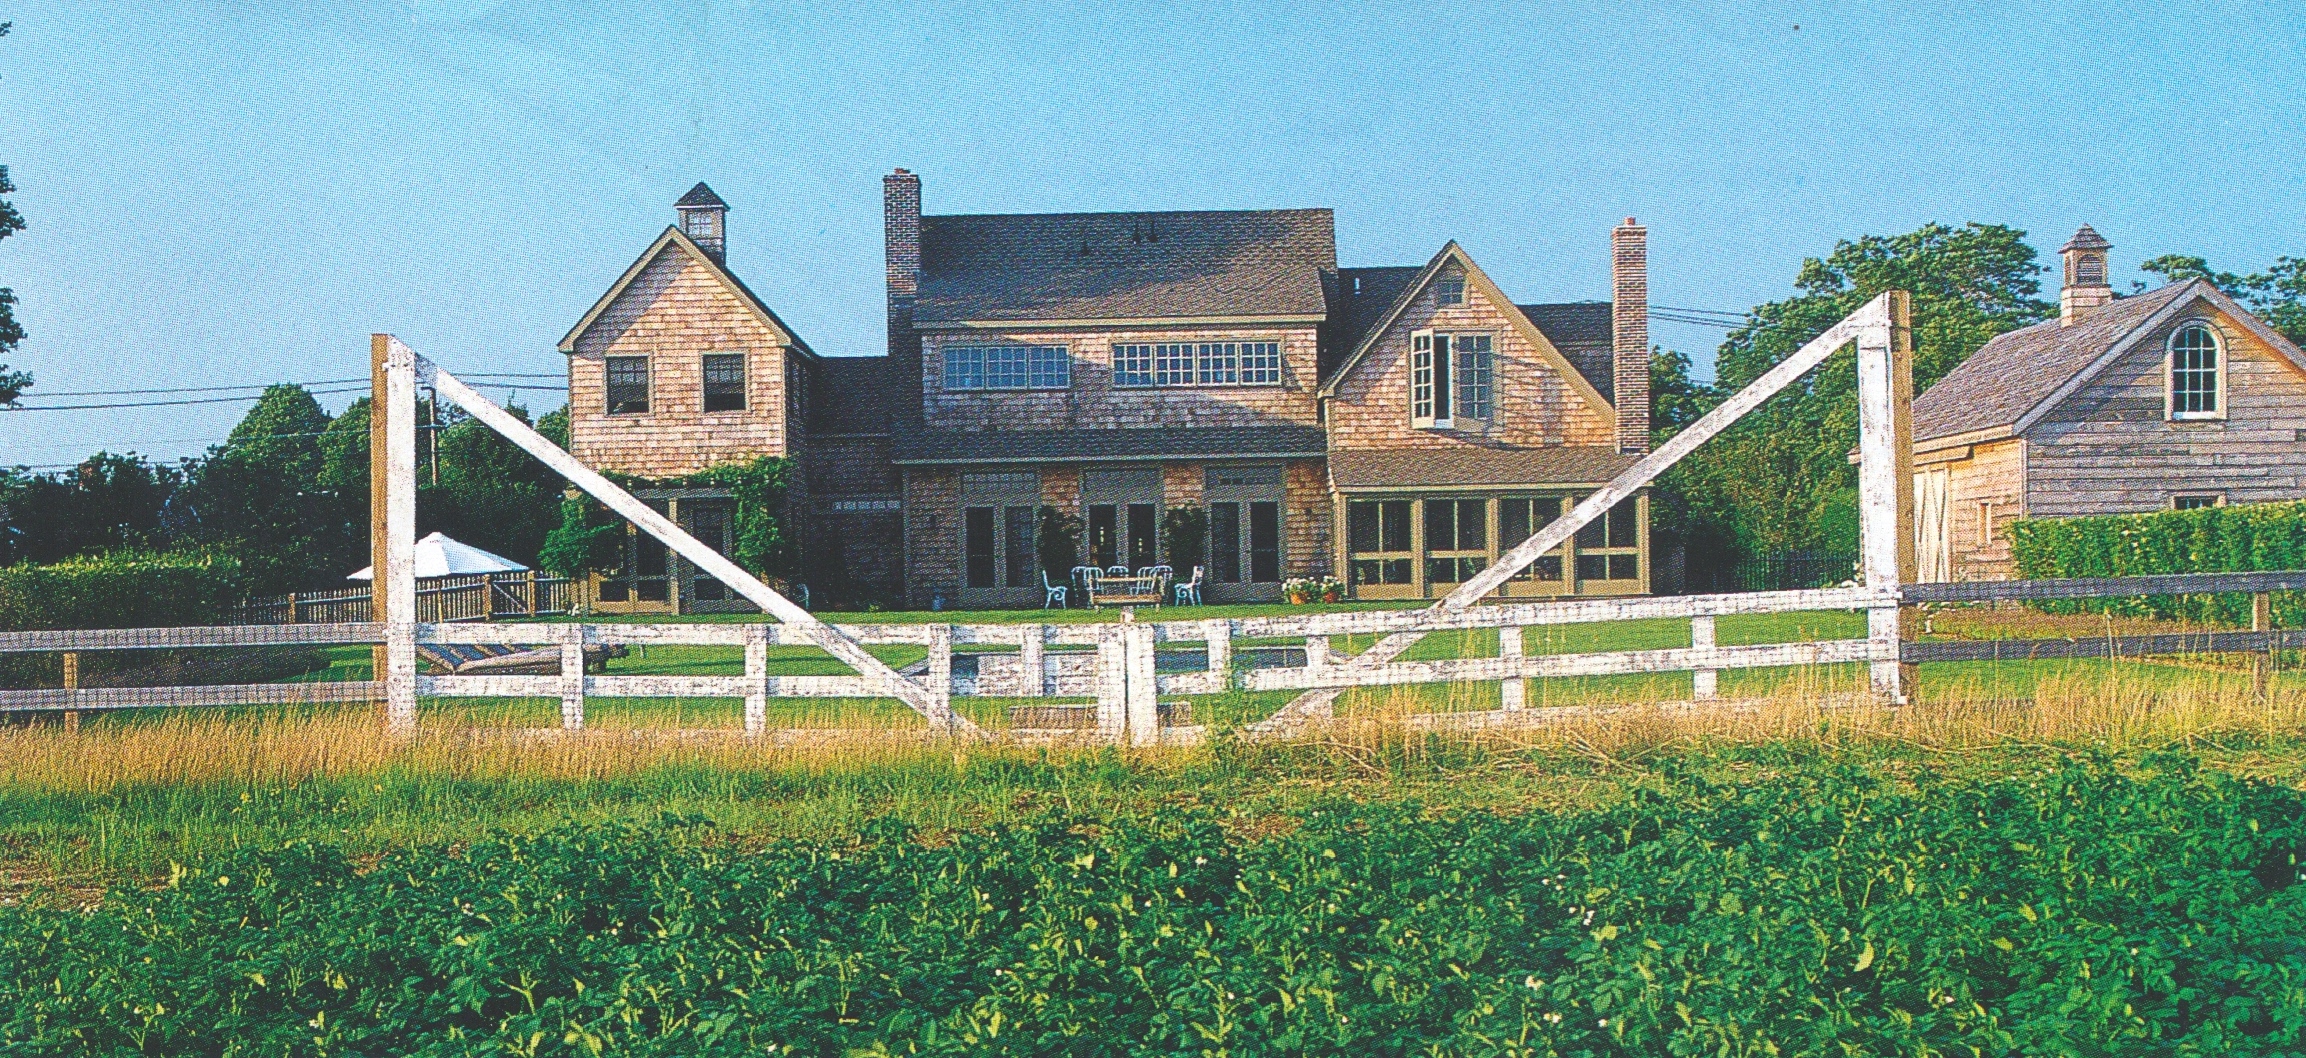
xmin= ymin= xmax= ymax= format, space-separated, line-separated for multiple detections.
xmin=1204 ymin=618 xmax=1232 ymax=688
xmin=1125 ymin=619 xmax=1159 ymax=747
xmin=372 ymin=335 xmax=420 ymax=732
xmin=1498 ymin=626 xmax=1525 ymax=710
xmin=925 ymin=624 xmax=953 ymax=723
xmin=60 ymin=651 xmax=79 ymax=733
xmin=527 ymin=569 xmax=539 ymax=616
xmin=1855 ymin=291 xmax=1916 ymax=704
xmin=2254 ymin=591 xmax=2273 ymax=701
xmin=1018 ymin=623 xmax=1045 ymax=697
xmin=1095 ymin=625 xmax=1128 ymax=742
xmin=1305 ymin=634 xmax=1331 ymax=676
xmin=559 ymin=627 xmax=585 ymax=731
xmin=744 ymin=625 xmax=768 ymax=735
xmin=1690 ymin=615 xmax=1719 ymax=701
xmin=288 ymin=592 xmax=300 ymax=624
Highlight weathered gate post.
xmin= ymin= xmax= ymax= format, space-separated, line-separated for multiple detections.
xmin=1854 ymin=292 xmax=1916 ymax=703
xmin=370 ymin=336 xmax=419 ymax=731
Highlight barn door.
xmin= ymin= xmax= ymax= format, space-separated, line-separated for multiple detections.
xmin=1915 ymin=467 xmax=1950 ymax=583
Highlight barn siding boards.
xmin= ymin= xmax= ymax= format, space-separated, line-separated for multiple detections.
xmin=1916 ymin=437 xmax=2026 ymax=581
xmin=2026 ymin=300 xmax=2306 ymax=519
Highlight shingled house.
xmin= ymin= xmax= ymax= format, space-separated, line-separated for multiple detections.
xmin=1910 ymin=225 xmax=2306 ymax=581
xmin=561 ymin=175 xmax=1656 ymax=610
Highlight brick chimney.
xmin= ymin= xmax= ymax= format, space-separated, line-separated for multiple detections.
xmin=885 ymin=169 xmax=923 ymax=359
xmin=2059 ymin=224 xmax=2113 ymax=325
xmin=1611 ymin=218 xmax=1651 ymax=454
xmin=675 ymin=182 xmax=728 ymax=265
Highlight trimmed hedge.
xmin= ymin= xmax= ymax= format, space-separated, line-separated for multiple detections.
xmin=2006 ymin=501 xmax=2306 ymax=624
xmin=0 ymin=548 xmax=243 ymax=631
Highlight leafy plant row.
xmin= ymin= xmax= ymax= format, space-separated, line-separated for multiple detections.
xmin=5 ymin=754 xmax=2304 ymax=1055
xmin=2008 ymin=500 xmax=2306 ymax=624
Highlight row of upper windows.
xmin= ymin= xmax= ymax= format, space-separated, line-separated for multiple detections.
xmin=604 ymin=353 xmax=746 ymax=415
xmin=937 ymin=342 xmax=1285 ymax=392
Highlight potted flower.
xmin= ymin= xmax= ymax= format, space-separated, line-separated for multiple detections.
xmin=1282 ymin=576 xmax=1316 ymax=605
xmin=1318 ymin=576 xmax=1343 ymax=603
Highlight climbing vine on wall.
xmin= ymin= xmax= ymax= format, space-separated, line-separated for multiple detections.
xmin=537 ymin=456 xmax=796 ymax=582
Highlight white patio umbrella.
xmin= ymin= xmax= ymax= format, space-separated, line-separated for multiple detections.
xmin=348 ymin=531 xmax=530 ymax=581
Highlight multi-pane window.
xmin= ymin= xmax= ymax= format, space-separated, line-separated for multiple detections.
xmin=1239 ymin=341 xmax=1283 ymax=384
xmin=605 ymin=356 xmax=650 ymax=415
xmin=1574 ymin=498 xmax=1642 ymax=582
xmin=2169 ymin=322 xmax=2220 ymax=418
xmin=1112 ymin=342 xmax=1283 ymax=387
xmin=943 ymin=345 xmax=1069 ymax=391
xmin=1347 ymin=500 xmax=1415 ymax=587
xmin=1455 ymin=334 xmax=1494 ymax=421
xmin=1423 ymin=498 xmax=1489 ymax=584
xmin=1413 ymin=332 xmax=1491 ymax=425
xmin=1435 ymin=274 xmax=1466 ymax=307
xmin=1497 ymin=496 xmax=1566 ymax=581
xmin=2173 ymin=494 xmax=2224 ymax=511
xmin=1197 ymin=342 xmax=1237 ymax=385
xmin=1154 ymin=343 xmax=1195 ymax=386
xmin=701 ymin=353 xmax=746 ymax=412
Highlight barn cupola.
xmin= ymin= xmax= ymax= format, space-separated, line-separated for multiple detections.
xmin=676 ymin=182 xmax=729 ymax=265
xmin=2059 ymin=224 xmax=2112 ymax=325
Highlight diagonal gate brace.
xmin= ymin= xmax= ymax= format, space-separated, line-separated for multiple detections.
xmin=389 ymin=341 xmax=980 ymax=737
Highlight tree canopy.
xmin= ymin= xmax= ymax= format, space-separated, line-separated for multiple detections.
xmin=2138 ymin=252 xmax=2306 ymax=347
xmin=0 ymin=22 xmax=32 ymax=406
xmin=1658 ymin=222 xmax=2054 ymax=580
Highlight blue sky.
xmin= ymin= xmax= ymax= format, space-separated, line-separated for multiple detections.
xmin=5 ymin=0 xmax=2304 ymax=467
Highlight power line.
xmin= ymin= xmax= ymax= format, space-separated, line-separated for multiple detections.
xmin=20 ymin=377 xmax=369 ymax=399
xmin=3 ymin=386 xmax=370 ymax=412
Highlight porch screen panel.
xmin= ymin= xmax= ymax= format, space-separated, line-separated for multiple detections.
xmin=1248 ymin=501 xmax=1280 ymax=583
xmin=1348 ymin=500 xmax=1414 ymax=586
xmin=1498 ymin=496 xmax=1566 ymax=581
xmin=1574 ymin=497 xmax=1642 ymax=582
xmin=1208 ymin=503 xmax=1241 ymax=582
xmin=1423 ymin=498 xmax=1487 ymax=584
xmin=1004 ymin=506 xmax=1037 ymax=587
xmin=964 ymin=507 xmax=997 ymax=588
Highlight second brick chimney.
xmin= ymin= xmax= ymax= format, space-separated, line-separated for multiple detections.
xmin=884 ymin=169 xmax=923 ymax=359
xmin=1611 ymin=218 xmax=1651 ymax=454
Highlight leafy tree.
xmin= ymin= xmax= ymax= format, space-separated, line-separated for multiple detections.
xmin=2141 ymin=252 xmax=2306 ymax=347
xmin=0 ymin=24 xmax=29 ymax=406
xmin=419 ymin=405 xmax=561 ymax=565
xmin=180 ymin=385 xmax=358 ymax=594
xmin=0 ymin=453 xmax=180 ymax=564
xmin=1663 ymin=223 xmax=2053 ymax=576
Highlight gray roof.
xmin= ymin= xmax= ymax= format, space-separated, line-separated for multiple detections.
xmin=1328 ymin=446 xmax=1640 ymax=489
xmin=916 ymin=209 xmax=1335 ymax=323
xmin=2061 ymin=224 xmax=2109 ymax=252
xmin=892 ymin=425 xmax=1327 ymax=465
xmin=1325 ymin=266 xmax=1421 ymax=378
xmin=810 ymin=356 xmax=899 ymax=434
xmin=676 ymin=182 xmax=726 ymax=208
xmin=1517 ymin=302 xmax=1616 ymax=405
xmin=1913 ymin=280 xmax=2197 ymax=443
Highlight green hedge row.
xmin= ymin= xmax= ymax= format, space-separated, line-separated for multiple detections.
xmin=2006 ymin=501 xmax=2306 ymax=624
xmin=6 ymin=755 xmax=2305 ymax=1054
xmin=0 ymin=548 xmax=242 ymax=631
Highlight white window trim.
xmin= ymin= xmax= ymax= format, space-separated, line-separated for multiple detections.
xmin=941 ymin=343 xmax=1072 ymax=392
xmin=1411 ymin=329 xmax=1495 ymax=430
xmin=2165 ymin=319 xmax=2227 ymax=422
xmin=1110 ymin=338 xmax=1287 ymax=389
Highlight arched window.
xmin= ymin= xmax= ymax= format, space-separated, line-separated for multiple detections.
xmin=2168 ymin=321 xmax=2222 ymax=419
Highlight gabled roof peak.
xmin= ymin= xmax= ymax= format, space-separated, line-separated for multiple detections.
xmin=676 ymin=182 xmax=727 ymax=209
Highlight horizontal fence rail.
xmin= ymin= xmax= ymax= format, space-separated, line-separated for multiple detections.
xmin=1903 ymin=570 xmax=2306 ymax=604
xmin=5 ymin=567 xmax=2305 ymax=730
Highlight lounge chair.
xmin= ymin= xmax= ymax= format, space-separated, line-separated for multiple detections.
xmin=415 ymin=641 xmax=629 ymax=676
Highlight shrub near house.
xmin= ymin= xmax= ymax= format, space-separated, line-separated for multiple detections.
xmin=2008 ymin=499 xmax=2306 ymax=623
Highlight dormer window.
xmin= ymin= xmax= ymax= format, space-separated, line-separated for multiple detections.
xmin=2167 ymin=321 xmax=2223 ymax=420
xmin=1435 ymin=274 xmax=1467 ymax=307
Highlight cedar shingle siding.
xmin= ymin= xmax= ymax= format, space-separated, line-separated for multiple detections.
xmin=566 ymin=178 xmax=1654 ymax=607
